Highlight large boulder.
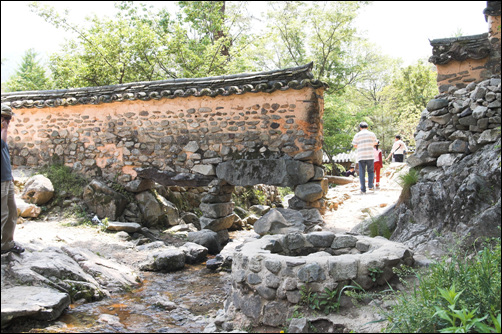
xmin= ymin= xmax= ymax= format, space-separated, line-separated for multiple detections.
xmin=21 ymin=175 xmax=54 ymax=205
xmin=135 ymin=191 xmax=180 ymax=228
xmin=254 ymin=208 xmax=306 ymax=236
xmin=139 ymin=248 xmax=185 ymax=272
xmin=187 ymin=229 xmax=222 ymax=255
xmin=83 ymin=180 xmax=128 ymax=220
xmin=15 ymin=197 xmax=42 ymax=218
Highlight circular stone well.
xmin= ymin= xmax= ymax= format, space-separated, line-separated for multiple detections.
xmin=226 ymin=231 xmax=414 ymax=327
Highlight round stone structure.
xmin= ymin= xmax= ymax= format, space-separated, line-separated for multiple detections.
xmin=226 ymin=231 xmax=414 ymax=327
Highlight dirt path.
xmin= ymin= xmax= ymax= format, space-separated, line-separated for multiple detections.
xmin=323 ymin=165 xmax=405 ymax=233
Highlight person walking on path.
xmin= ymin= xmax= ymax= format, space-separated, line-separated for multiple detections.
xmin=386 ymin=135 xmax=408 ymax=163
xmin=1 ymin=104 xmax=24 ymax=255
xmin=352 ymin=122 xmax=378 ymax=194
xmin=374 ymin=141 xmax=383 ymax=189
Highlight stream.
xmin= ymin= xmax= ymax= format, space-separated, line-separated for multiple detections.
xmin=5 ymin=263 xmax=232 ymax=333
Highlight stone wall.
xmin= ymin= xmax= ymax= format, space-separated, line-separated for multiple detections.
xmin=429 ymin=2 xmax=501 ymax=93
xmin=2 ymin=63 xmax=330 ymax=221
xmin=3 ymin=88 xmax=323 ymax=181
xmin=377 ymin=76 xmax=501 ymax=254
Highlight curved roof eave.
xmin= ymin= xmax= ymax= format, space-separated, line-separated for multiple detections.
xmin=1 ymin=62 xmax=329 ymax=109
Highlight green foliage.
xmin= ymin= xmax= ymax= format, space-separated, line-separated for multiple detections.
xmin=300 ymin=283 xmax=364 ymax=315
xmin=232 ymin=186 xmax=266 ymax=209
xmin=369 ymin=267 xmax=384 ymax=282
xmin=368 ymin=214 xmax=391 ymax=239
xmin=29 ymin=1 xmax=253 ymax=88
xmin=383 ymin=60 xmax=437 ymax=146
xmin=382 ymin=236 xmax=501 ymax=333
xmin=278 ymin=187 xmax=294 ymax=199
xmin=39 ymin=162 xmax=88 ymax=206
xmin=433 ymin=285 xmax=491 ymax=333
xmin=100 ymin=217 xmax=109 ymax=232
xmin=4 ymin=48 xmax=52 ymax=92
xmin=322 ymin=93 xmax=367 ymax=166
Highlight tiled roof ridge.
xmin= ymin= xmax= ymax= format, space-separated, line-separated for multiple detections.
xmin=2 ymin=62 xmax=328 ymax=109
xmin=429 ymin=33 xmax=491 ymax=65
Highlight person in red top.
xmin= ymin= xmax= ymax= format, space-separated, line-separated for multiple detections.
xmin=373 ymin=141 xmax=383 ymax=189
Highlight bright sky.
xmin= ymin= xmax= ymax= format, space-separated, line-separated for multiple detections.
xmin=1 ymin=1 xmax=489 ymax=84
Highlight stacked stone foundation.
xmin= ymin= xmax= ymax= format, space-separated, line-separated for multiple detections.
xmin=226 ymin=231 xmax=414 ymax=327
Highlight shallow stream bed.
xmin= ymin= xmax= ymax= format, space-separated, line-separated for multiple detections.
xmin=5 ymin=264 xmax=231 ymax=333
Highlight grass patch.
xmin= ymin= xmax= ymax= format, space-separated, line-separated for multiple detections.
xmin=396 ymin=168 xmax=419 ymax=204
xmin=368 ymin=214 xmax=392 ymax=239
xmin=381 ymin=235 xmax=501 ymax=333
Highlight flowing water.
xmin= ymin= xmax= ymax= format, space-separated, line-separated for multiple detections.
xmin=6 ymin=264 xmax=232 ymax=333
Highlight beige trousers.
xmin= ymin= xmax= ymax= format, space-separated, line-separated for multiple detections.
xmin=1 ymin=180 xmax=17 ymax=251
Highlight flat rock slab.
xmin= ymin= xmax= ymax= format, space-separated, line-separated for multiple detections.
xmin=1 ymin=286 xmax=70 ymax=326
xmin=106 ymin=222 xmax=142 ymax=233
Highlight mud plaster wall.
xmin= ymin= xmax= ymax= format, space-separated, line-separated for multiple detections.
xmin=436 ymin=58 xmax=492 ymax=92
xmin=435 ymin=14 xmax=501 ymax=93
xmin=7 ymin=87 xmax=324 ymax=183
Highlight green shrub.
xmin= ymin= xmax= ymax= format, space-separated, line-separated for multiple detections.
xmin=232 ymin=186 xmax=267 ymax=209
xmin=299 ymin=283 xmax=364 ymax=315
xmin=382 ymin=236 xmax=501 ymax=333
xmin=39 ymin=162 xmax=88 ymax=205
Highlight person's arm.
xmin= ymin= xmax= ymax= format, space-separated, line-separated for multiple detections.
xmin=1 ymin=118 xmax=8 ymax=142
xmin=386 ymin=143 xmax=395 ymax=160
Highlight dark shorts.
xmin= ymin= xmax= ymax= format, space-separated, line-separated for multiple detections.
xmin=394 ymin=154 xmax=404 ymax=162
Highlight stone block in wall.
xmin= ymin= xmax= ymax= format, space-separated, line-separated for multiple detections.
xmin=437 ymin=153 xmax=463 ymax=168
xmin=200 ymin=202 xmax=234 ymax=219
xmin=192 ymin=164 xmax=216 ymax=176
xmin=216 ymin=159 xmax=315 ymax=187
xmin=477 ymin=128 xmax=501 ymax=145
xmin=294 ymin=182 xmax=325 ymax=202
xmin=472 ymin=106 xmax=489 ymax=119
xmin=407 ymin=151 xmax=437 ymax=168
xmin=449 ymin=139 xmax=469 ymax=153
xmin=328 ymin=254 xmax=359 ymax=281
xmin=426 ymin=99 xmax=449 ymax=111
xmin=200 ymin=214 xmax=236 ymax=232
xmin=293 ymin=150 xmax=323 ymax=166
xmin=477 ymin=118 xmax=490 ymax=130
xmin=427 ymin=142 xmax=452 ymax=157
xmin=429 ymin=113 xmax=452 ymax=125
xmin=458 ymin=115 xmax=478 ymax=126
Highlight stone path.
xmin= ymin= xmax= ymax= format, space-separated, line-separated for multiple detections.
xmin=323 ymin=164 xmax=407 ymax=233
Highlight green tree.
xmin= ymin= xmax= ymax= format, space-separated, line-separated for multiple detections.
xmin=4 ymin=48 xmax=52 ymax=92
xmin=29 ymin=1 xmax=256 ymax=88
xmin=259 ymin=1 xmax=370 ymax=94
xmin=385 ymin=59 xmax=438 ymax=145
xmin=322 ymin=93 xmax=366 ymax=172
